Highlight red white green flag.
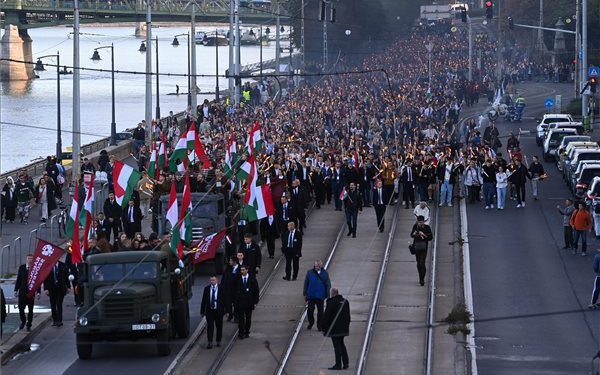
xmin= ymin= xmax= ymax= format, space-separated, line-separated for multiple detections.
xmin=179 ymin=172 xmax=193 ymax=246
xmin=169 ymin=130 xmax=189 ymax=172
xmin=166 ymin=181 xmax=182 ymax=259
xmin=113 ymin=160 xmax=142 ymax=206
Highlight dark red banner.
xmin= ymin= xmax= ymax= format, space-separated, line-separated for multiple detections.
xmin=27 ymin=239 xmax=66 ymax=299
xmin=190 ymin=228 xmax=228 ymax=264
xmin=269 ymin=179 xmax=287 ymax=207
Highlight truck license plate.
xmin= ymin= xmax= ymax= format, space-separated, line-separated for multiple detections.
xmin=132 ymin=324 xmax=156 ymax=330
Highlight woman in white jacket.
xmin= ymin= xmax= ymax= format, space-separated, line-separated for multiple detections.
xmin=463 ymin=160 xmax=483 ymax=204
xmin=496 ymin=166 xmax=508 ymax=210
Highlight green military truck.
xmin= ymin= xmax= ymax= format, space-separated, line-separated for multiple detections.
xmin=158 ymin=192 xmax=227 ymax=273
xmin=74 ymin=251 xmax=193 ymax=359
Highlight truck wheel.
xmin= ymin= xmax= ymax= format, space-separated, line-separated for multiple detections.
xmin=175 ymin=298 xmax=190 ymax=338
xmin=214 ymin=253 xmax=225 ymax=274
xmin=76 ymin=334 xmax=93 ymax=359
xmin=157 ymin=329 xmax=171 ymax=356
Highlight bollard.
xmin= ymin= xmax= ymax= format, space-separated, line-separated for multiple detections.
xmin=1 ymin=245 xmax=10 ymax=277
xmin=28 ymin=228 xmax=38 ymax=253
xmin=13 ymin=236 xmax=22 ymax=270
xmin=50 ymin=215 xmax=58 ymax=243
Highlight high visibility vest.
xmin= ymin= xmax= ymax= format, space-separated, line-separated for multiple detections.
xmin=243 ymin=90 xmax=251 ymax=102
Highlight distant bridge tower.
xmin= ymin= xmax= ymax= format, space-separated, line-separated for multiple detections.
xmin=0 ymin=24 xmax=35 ymax=81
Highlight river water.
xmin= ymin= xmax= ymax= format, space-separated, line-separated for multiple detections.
xmin=0 ymin=25 xmax=277 ymax=173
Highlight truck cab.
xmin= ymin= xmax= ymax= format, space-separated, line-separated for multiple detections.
xmin=74 ymin=251 xmax=193 ymax=359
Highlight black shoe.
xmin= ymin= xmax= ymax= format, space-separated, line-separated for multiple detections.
xmin=347 ymin=231 xmax=351 ymax=236
xmin=216 ymin=342 xmax=221 ymax=347
xmin=269 ymin=255 xmax=274 ymax=259
xmin=207 ymin=343 xmax=213 ymax=349
xmin=420 ymin=280 xmax=425 ymax=286
xmin=238 ymin=334 xmax=245 ymax=339
xmin=307 ymin=323 xmax=313 ymax=330
xmin=57 ymin=322 xmax=63 ymax=327
xmin=343 ymin=365 xmax=349 ymax=370
xmin=292 ymin=277 xmax=297 ymax=281
xmin=405 ymin=206 xmax=409 ymax=209
xmin=379 ymin=228 xmax=384 ymax=233
xmin=19 ymin=323 xmax=25 ymax=330
xmin=283 ymin=276 xmax=290 ymax=281
xmin=26 ymin=325 xmax=31 ymax=331
xmin=328 ymin=366 xmax=342 ymax=370
xmin=227 ymin=315 xmax=233 ymax=322
xmin=352 ymin=233 xmax=356 ymax=238
xmin=51 ymin=322 xmax=57 ymax=326
xmin=244 ymin=333 xmax=250 ymax=338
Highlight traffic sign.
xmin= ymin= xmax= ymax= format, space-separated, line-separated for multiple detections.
xmin=544 ymin=97 xmax=554 ymax=108
xmin=589 ymin=66 xmax=600 ymax=77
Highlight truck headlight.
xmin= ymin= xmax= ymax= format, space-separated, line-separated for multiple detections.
xmin=79 ymin=317 xmax=88 ymax=327
xmin=151 ymin=314 xmax=160 ymax=323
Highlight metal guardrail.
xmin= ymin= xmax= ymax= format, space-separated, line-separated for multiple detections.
xmin=1 ymin=245 xmax=10 ymax=276
xmin=50 ymin=214 xmax=58 ymax=243
xmin=13 ymin=236 xmax=22 ymax=269
xmin=28 ymin=228 xmax=38 ymax=256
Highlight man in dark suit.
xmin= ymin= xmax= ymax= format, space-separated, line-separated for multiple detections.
xmin=260 ymin=215 xmax=279 ymax=259
xmin=103 ymin=191 xmax=122 ymax=242
xmin=289 ymin=179 xmax=306 ymax=232
xmin=401 ymin=162 xmax=416 ymax=209
xmin=234 ymin=265 xmax=259 ymax=339
xmin=322 ymin=287 xmax=351 ymax=371
xmin=122 ymin=198 xmax=142 ymax=239
xmin=372 ymin=179 xmax=387 ymax=232
xmin=276 ymin=196 xmax=297 ymax=246
xmin=14 ymin=254 xmax=41 ymax=331
xmin=200 ymin=275 xmax=225 ymax=348
xmin=239 ymin=233 xmax=262 ymax=275
xmin=96 ymin=212 xmax=111 ymax=237
xmin=343 ymin=182 xmax=362 ymax=238
xmin=43 ymin=260 xmax=71 ymax=326
xmin=282 ymin=221 xmax=302 ymax=281
xmin=331 ymin=162 xmax=345 ymax=211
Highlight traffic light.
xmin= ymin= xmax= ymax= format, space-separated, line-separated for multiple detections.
xmin=461 ymin=9 xmax=467 ymax=23
xmin=507 ymin=16 xmax=514 ymax=30
xmin=486 ymin=1 xmax=493 ymax=20
xmin=590 ymin=77 xmax=598 ymax=93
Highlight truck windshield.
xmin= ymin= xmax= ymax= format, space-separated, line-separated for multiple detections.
xmin=91 ymin=262 xmax=157 ymax=282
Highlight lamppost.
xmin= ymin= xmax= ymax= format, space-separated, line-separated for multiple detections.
xmin=425 ymin=42 xmax=434 ymax=88
xmin=90 ymin=43 xmax=117 ymax=146
xmin=34 ymin=52 xmax=62 ymax=159
xmin=255 ymin=26 xmax=270 ymax=80
xmin=172 ymin=33 xmax=192 ymax=107
xmin=140 ymin=37 xmax=160 ymax=121
xmin=215 ymin=28 xmax=220 ymax=102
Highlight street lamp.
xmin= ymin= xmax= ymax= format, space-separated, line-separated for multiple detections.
xmin=425 ymin=42 xmax=434 ymax=88
xmin=172 ymin=32 xmax=192 ymax=107
xmin=140 ymin=37 xmax=160 ymax=121
xmin=259 ymin=26 xmax=270 ymax=80
xmin=34 ymin=52 xmax=62 ymax=159
xmin=90 ymin=43 xmax=117 ymax=146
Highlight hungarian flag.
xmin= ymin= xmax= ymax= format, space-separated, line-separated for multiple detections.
xmin=243 ymin=154 xmax=274 ymax=222
xmin=179 ymin=173 xmax=193 ymax=246
xmin=169 ymin=129 xmax=189 ymax=172
xmin=65 ymin=184 xmax=79 ymax=238
xmin=190 ymin=228 xmax=228 ymax=264
xmin=224 ymin=131 xmax=237 ymax=178
xmin=147 ymin=139 xmax=160 ymax=180
xmin=244 ymin=121 xmax=263 ymax=155
xmin=243 ymin=153 xmax=257 ymax=205
xmin=236 ymin=159 xmax=252 ymax=181
xmin=158 ymin=131 xmax=167 ymax=172
xmin=339 ymin=186 xmax=348 ymax=201
xmin=80 ymin=174 xmax=95 ymax=251
xmin=113 ymin=160 xmax=142 ymax=206
xmin=27 ymin=239 xmax=66 ymax=299
xmin=166 ymin=181 xmax=182 ymax=259
xmin=187 ymin=122 xmax=211 ymax=169
xmin=353 ymin=151 xmax=360 ymax=173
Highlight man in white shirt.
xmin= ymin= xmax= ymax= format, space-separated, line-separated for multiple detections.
xmin=201 ymin=275 xmax=224 ymax=349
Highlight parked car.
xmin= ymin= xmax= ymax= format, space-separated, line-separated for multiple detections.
xmin=560 ymin=142 xmax=600 ymax=174
xmin=571 ymin=160 xmax=600 ymax=190
xmin=543 ymin=128 xmax=577 ymax=162
xmin=564 ymin=148 xmax=600 ymax=187
xmin=536 ymin=114 xmax=575 ymax=146
xmin=573 ymin=163 xmax=600 ymax=199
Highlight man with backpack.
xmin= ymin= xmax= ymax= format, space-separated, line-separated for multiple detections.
xmin=303 ymin=260 xmax=331 ymax=331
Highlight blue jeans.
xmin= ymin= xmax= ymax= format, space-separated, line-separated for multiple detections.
xmin=345 ymin=209 xmax=358 ymax=235
xmin=496 ymin=187 xmax=506 ymax=209
xmin=483 ymin=183 xmax=495 ymax=206
xmin=440 ymin=182 xmax=453 ymax=205
xmin=573 ymin=229 xmax=588 ymax=253
xmin=417 ymin=184 xmax=428 ymax=202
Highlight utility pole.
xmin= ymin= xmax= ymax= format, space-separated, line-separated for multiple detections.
xmin=323 ymin=3 xmax=328 ymax=70
xmin=229 ymin=0 xmax=234 ymax=104
xmin=72 ymin=0 xmax=81 ymax=182
xmin=301 ymin=0 xmax=305 ymax=69
xmin=575 ymin=0 xmax=580 ymax=99
xmin=234 ymin=0 xmax=241 ymax=106
xmin=145 ymin=0 xmax=152 ymax=128
xmin=191 ymin=3 xmax=198 ymax=118
xmin=538 ymin=0 xmax=544 ymax=55
xmin=276 ymin=0 xmax=281 ymax=74
xmin=582 ymin=0 xmax=589 ymax=129
xmin=468 ymin=15 xmax=473 ymax=81
xmin=496 ymin=0 xmax=502 ymax=88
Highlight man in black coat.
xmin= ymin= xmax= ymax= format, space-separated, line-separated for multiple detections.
xmin=200 ymin=275 xmax=225 ymax=348
xmin=239 ymin=233 xmax=262 ymax=275
xmin=401 ymin=162 xmax=416 ymax=209
xmin=289 ymin=179 xmax=306 ymax=232
xmin=103 ymin=191 xmax=122 ymax=242
xmin=276 ymin=196 xmax=297 ymax=244
xmin=372 ymin=179 xmax=387 ymax=232
xmin=343 ymin=182 xmax=362 ymax=238
xmin=411 ymin=215 xmax=434 ymax=286
xmin=509 ymin=158 xmax=531 ymax=208
xmin=96 ymin=212 xmax=111 ymax=238
xmin=260 ymin=215 xmax=279 ymax=259
xmin=122 ymin=198 xmax=142 ymax=238
xmin=234 ymin=265 xmax=259 ymax=339
xmin=14 ymin=254 xmax=41 ymax=331
xmin=322 ymin=288 xmax=351 ymax=371
xmin=282 ymin=221 xmax=303 ymax=281
xmin=43 ymin=260 xmax=71 ymax=326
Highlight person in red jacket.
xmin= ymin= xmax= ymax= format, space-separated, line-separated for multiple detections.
xmin=570 ymin=203 xmax=592 ymax=256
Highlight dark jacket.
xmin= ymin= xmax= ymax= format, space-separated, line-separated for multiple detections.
xmin=43 ymin=261 xmax=70 ymax=295
xmin=410 ymin=223 xmax=433 ymax=250
xmin=276 ymin=202 xmax=297 ymax=231
xmin=234 ymin=274 xmax=259 ymax=310
xmin=200 ymin=284 xmax=225 ymax=316
xmin=303 ymin=268 xmax=331 ymax=300
xmin=508 ymin=164 xmax=530 ymax=185
xmin=239 ymin=241 xmax=262 ymax=274
xmin=436 ymin=162 xmax=459 ymax=184
xmin=103 ymin=199 xmax=122 ymax=222
xmin=283 ymin=229 xmax=302 ymax=257
xmin=322 ymin=294 xmax=351 ymax=337
xmin=14 ymin=264 xmax=41 ymax=298
xmin=343 ymin=188 xmax=362 ymax=211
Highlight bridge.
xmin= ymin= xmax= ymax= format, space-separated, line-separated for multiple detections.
xmin=0 ymin=0 xmax=290 ymax=80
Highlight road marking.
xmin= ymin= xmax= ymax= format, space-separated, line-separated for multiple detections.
xmin=461 ymin=198 xmax=479 ymax=375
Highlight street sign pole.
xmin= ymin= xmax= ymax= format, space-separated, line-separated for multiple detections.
xmin=582 ymin=0 xmax=589 ymax=131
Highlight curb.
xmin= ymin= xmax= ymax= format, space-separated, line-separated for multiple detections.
xmin=0 ymin=312 xmax=52 ymax=365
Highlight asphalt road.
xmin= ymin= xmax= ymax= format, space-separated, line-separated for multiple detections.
xmin=468 ymin=82 xmax=600 ymax=374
